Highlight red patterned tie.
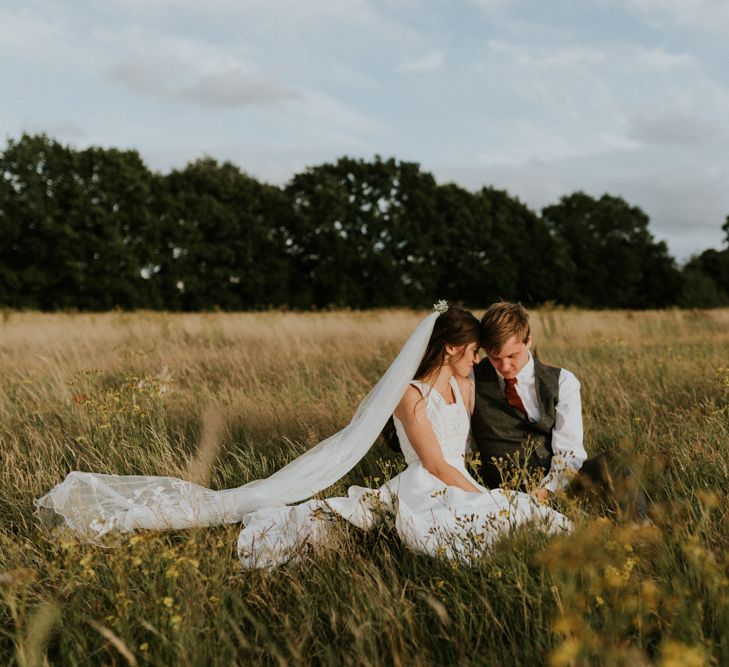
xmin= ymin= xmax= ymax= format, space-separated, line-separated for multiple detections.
xmin=504 ymin=377 xmax=527 ymax=417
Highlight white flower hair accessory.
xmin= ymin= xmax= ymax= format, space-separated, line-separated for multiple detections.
xmin=433 ymin=299 xmax=449 ymax=313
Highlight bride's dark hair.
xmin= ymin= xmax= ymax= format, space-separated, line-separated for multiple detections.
xmin=381 ymin=305 xmax=481 ymax=452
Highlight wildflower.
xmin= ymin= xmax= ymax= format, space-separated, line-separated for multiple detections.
xmin=162 ymin=597 xmax=174 ymax=608
xmin=549 ymin=637 xmax=580 ymax=667
xmin=640 ymin=580 xmax=660 ymax=609
xmin=659 ymin=640 xmax=705 ymax=667
xmin=697 ymin=490 xmax=719 ymax=511
xmin=79 ymin=552 xmax=96 ymax=579
xmin=552 ymin=614 xmax=580 ymax=635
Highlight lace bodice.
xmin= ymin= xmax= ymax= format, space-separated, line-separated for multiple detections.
xmin=393 ymin=377 xmax=471 ymax=467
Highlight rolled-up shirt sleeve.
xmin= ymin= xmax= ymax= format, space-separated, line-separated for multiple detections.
xmin=540 ymin=369 xmax=586 ymax=492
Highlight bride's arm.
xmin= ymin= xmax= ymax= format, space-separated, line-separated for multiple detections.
xmin=394 ymin=387 xmax=481 ymax=494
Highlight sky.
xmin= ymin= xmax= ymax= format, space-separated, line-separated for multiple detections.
xmin=2 ymin=0 xmax=728 ymax=261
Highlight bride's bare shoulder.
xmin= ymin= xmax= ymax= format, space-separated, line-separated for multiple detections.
xmin=395 ymin=384 xmax=426 ymax=420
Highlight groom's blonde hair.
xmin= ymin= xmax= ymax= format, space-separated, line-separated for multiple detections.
xmin=480 ymin=301 xmax=530 ymax=353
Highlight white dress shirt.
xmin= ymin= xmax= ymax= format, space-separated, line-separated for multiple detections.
xmin=493 ymin=352 xmax=586 ymax=492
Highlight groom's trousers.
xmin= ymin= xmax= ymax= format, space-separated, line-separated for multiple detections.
xmin=565 ymin=450 xmax=650 ymax=521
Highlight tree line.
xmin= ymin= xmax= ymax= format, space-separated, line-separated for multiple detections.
xmin=1 ymin=133 xmax=728 ymax=311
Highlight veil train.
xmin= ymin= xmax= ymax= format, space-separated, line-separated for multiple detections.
xmin=34 ymin=312 xmax=439 ymax=545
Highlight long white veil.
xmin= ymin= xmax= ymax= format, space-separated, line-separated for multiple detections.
xmin=34 ymin=312 xmax=439 ymax=544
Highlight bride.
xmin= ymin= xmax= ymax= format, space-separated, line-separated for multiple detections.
xmin=35 ymin=303 xmax=571 ymax=568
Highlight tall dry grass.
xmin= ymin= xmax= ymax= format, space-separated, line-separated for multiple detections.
xmin=1 ymin=307 xmax=728 ymax=665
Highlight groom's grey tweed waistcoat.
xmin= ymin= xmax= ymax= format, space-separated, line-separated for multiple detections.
xmin=472 ymin=357 xmax=561 ymax=489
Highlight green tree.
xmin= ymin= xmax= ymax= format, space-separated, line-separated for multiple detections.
xmin=677 ymin=265 xmax=727 ymax=307
xmin=487 ymin=187 xmax=576 ymax=306
xmin=0 ymin=134 xmax=81 ymax=308
xmin=429 ymin=183 xmax=502 ymax=306
xmin=4 ymin=133 xmax=708 ymax=312
xmin=675 ymin=214 xmax=729 ymax=308
xmin=284 ymin=156 xmax=440 ymax=308
xmin=72 ymin=144 xmax=161 ymax=309
xmin=157 ymin=158 xmax=291 ymax=310
xmin=680 ymin=247 xmax=729 ymax=307
xmin=542 ymin=193 xmax=681 ymax=308
xmin=429 ymin=184 xmax=575 ymax=306
xmin=0 ymin=134 xmax=159 ymax=309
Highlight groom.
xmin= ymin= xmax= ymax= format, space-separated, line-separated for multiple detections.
xmin=471 ymin=301 xmax=646 ymax=516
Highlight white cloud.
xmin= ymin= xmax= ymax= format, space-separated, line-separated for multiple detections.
xmin=396 ymin=50 xmax=445 ymax=73
xmin=19 ymin=119 xmax=87 ymax=141
xmin=108 ymin=0 xmax=377 ymax=22
xmin=468 ymin=0 xmax=515 ymax=13
xmin=288 ymin=90 xmax=387 ymax=139
xmin=614 ymin=0 xmax=729 ymax=33
xmin=487 ymin=41 xmax=609 ymax=68
xmin=632 ymin=46 xmax=696 ymax=70
xmin=434 ymin=149 xmax=729 ymax=261
xmin=468 ymin=38 xmax=728 ymax=161
xmin=110 ymin=57 xmax=301 ymax=107
xmin=438 ymin=32 xmax=729 ymax=258
xmin=0 ymin=7 xmax=63 ymax=56
xmin=2 ymin=0 xmax=728 ymax=261
xmin=182 ymin=71 xmax=301 ymax=107
xmin=628 ymin=110 xmax=720 ymax=145
xmin=103 ymin=29 xmax=301 ymax=108
xmin=105 ymin=0 xmax=421 ymax=46
xmin=465 ymin=41 xmax=624 ymax=164
xmin=97 ymin=27 xmax=258 ymax=76
xmin=0 ymin=5 xmax=88 ymax=67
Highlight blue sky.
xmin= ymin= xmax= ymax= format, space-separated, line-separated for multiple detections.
xmin=2 ymin=0 xmax=728 ymax=260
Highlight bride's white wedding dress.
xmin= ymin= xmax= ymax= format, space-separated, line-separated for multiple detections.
xmin=35 ymin=311 xmax=571 ymax=568
xmin=237 ymin=377 xmax=571 ymax=568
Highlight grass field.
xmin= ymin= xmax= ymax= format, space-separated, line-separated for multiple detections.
xmin=1 ymin=307 xmax=728 ymax=666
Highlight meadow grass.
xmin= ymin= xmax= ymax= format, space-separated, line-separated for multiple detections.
xmin=1 ymin=307 xmax=728 ymax=666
